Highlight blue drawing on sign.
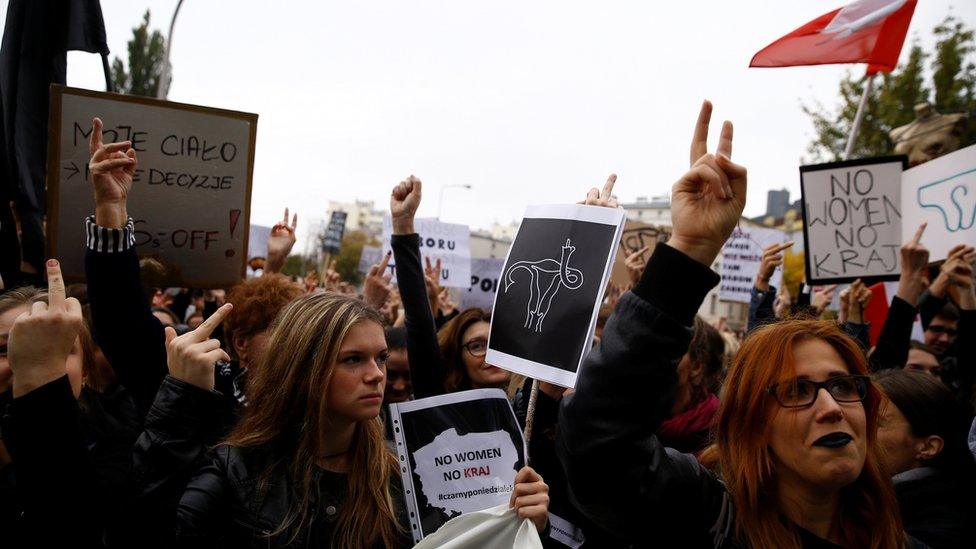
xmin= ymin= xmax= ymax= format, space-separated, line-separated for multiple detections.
xmin=916 ymin=167 xmax=976 ymax=233
xmin=503 ymin=239 xmax=584 ymax=333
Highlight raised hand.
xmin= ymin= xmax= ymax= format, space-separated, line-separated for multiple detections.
xmin=391 ymin=175 xmax=422 ymax=235
xmin=755 ymin=241 xmax=794 ymax=292
xmin=509 ymin=466 xmax=550 ymax=532
xmin=669 ymin=100 xmax=747 ymax=266
xmin=437 ymin=287 xmax=457 ymax=316
xmin=363 ymin=251 xmax=394 ymax=310
xmin=896 ymin=224 xmax=930 ymax=306
xmin=89 ymin=117 xmax=137 ymax=229
xmin=580 ymin=174 xmax=620 ymax=209
xmin=323 ymin=260 xmax=341 ymax=291
xmin=624 ymin=246 xmax=649 ymax=285
xmin=303 ymin=270 xmax=319 ymax=293
xmin=844 ymin=279 xmax=872 ymax=324
xmin=773 ymin=285 xmax=792 ymax=320
xmin=8 ymin=260 xmax=84 ymax=397
xmin=424 ymin=257 xmax=443 ymax=313
xmin=266 ymin=207 xmax=298 ymax=273
xmin=930 ymin=244 xmax=975 ymax=299
xmin=811 ymin=284 xmax=837 ymax=315
xmin=945 ymin=256 xmax=975 ymax=310
xmin=164 ymin=303 xmax=233 ymax=391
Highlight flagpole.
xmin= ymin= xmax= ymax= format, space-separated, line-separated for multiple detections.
xmin=843 ymin=73 xmax=875 ymax=159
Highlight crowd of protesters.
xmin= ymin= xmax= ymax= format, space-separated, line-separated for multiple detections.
xmin=0 ymin=101 xmax=974 ymax=548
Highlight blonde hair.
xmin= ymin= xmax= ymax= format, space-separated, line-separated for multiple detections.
xmin=222 ymin=292 xmax=402 ymax=546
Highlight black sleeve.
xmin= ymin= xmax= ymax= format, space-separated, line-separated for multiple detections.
xmin=557 ymin=244 xmax=726 ymax=544
xmin=842 ymin=322 xmax=871 ymax=352
xmin=84 ymin=217 xmax=168 ymax=416
xmin=2 ymin=376 xmax=101 ymax=546
xmin=175 ymin=446 xmax=234 ymax=546
xmin=747 ymin=285 xmax=776 ymax=332
xmin=869 ymin=296 xmax=917 ymax=372
xmin=391 ymin=234 xmax=448 ymax=399
xmin=128 ymin=376 xmax=230 ymax=545
xmin=953 ymin=309 xmax=975 ymax=413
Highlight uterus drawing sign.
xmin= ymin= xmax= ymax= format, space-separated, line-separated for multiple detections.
xmin=503 ymin=239 xmax=584 ymax=333
xmin=917 ymin=166 xmax=976 ymax=233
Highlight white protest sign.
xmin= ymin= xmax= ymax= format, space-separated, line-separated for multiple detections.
xmin=487 ymin=204 xmax=625 ymax=388
xmin=389 ymin=389 xmax=527 ymax=544
xmin=382 ymin=216 xmax=471 ymax=288
xmin=47 ymin=86 xmax=256 ymax=287
xmin=800 ymin=156 xmax=905 ymax=284
xmin=719 ymin=226 xmax=789 ymax=303
xmin=358 ymin=245 xmax=384 ymax=274
xmin=247 ymin=224 xmax=270 ymax=260
xmin=901 ymin=144 xmax=976 ymax=262
xmin=462 ymin=258 xmax=505 ymax=311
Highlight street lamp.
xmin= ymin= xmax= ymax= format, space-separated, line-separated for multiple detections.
xmin=437 ymin=184 xmax=472 ymax=220
xmin=157 ymin=0 xmax=186 ymax=99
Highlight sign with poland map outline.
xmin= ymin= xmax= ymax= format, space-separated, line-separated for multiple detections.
xmin=389 ymin=389 xmax=526 ymax=544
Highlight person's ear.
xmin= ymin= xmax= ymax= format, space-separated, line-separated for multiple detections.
xmin=233 ymin=335 xmax=249 ymax=362
xmin=917 ymin=435 xmax=945 ymax=462
xmin=689 ymin=358 xmax=705 ymax=387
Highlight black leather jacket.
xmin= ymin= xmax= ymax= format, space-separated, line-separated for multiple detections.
xmin=131 ymin=376 xmax=411 ymax=548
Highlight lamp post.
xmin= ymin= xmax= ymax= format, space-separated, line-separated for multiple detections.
xmin=157 ymin=0 xmax=186 ymax=99
xmin=437 ymin=184 xmax=472 ymax=220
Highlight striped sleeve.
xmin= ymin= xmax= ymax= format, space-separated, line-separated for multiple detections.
xmin=85 ymin=216 xmax=135 ymax=253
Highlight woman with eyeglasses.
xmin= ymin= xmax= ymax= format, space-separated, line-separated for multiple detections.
xmin=558 ymin=101 xmax=916 ymax=547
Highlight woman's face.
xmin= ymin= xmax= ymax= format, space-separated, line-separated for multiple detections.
xmin=0 ymin=304 xmax=83 ymax=398
xmin=876 ymin=401 xmax=924 ymax=476
xmin=461 ymin=321 xmax=509 ymax=388
xmin=768 ymin=339 xmax=867 ymax=492
xmin=325 ymin=321 xmax=388 ymax=424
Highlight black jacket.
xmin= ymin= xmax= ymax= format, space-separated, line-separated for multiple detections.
xmin=894 ymin=467 xmax=975 ymax=548
xmin=131 ymin=375 xmax=410 ymax=548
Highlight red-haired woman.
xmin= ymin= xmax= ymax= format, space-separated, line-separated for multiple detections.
xmin=558 ymin=101 xmax=915 ymax=547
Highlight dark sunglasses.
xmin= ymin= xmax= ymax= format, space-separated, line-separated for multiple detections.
xmin=462 ymin=339 xmax=488 ymax=357
xmin=767 ymin=375 xmax=869 ymax=408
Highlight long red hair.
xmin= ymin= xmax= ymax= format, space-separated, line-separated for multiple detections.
xmin=700 ymin=320 xmax=903 ymax=548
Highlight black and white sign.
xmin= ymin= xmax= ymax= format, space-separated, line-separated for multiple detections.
xmin=321 ymin=211 xmax=347 ymax=254
xmin=486 ymin=204 xmax=625 ymax=388
xmin=800 ymin=156 xmax=906 ymax=284
xmin=389 ymin=389 xmax=527 ymax=544
xmin=461 ymin=257 xmax=505 ymax=311
xmin=358 ymin=245 xmax=383 ymax=274
xmin=719 ymin=226 xmax=788 ymax=303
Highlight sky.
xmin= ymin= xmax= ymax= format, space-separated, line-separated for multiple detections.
xmin=7 ymin=0 xmax=975 ymax=251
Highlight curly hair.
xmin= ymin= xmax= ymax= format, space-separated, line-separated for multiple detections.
xmin=224 ymin=274 xmax=304 ymax=347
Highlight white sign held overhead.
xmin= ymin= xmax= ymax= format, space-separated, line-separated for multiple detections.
xmin=800 ymin=156 xmax=906 ymax=284
xmin=901 ymin=144 xmax=976 ymax=262
xmin=462 ymin=257 xmax=505 ymax=311
xmin=382 ymin=217 xmax=472 ymax=288
xmin=719 ymin=226 xmax=789 ymax=303
xmin=47 ymin=85 xmax=257 ymax=287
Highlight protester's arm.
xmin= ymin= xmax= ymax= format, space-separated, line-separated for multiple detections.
xmin=390 ymin=176 xmax=448 ymax=398
xmin=559 ymin=101 xmax=744 ymax=541
xmin=129 ymin=306 xmax=234 ymax=543
xmin=83 ymin=118 xmax=168 ymax=415
xmin=946 ymin=258 xmax=975 ymax=411
xmin=841 ymin=279 xmax=871 ymax=351
xmin=871 ymin=226 xmax=928 ymax=371
xmin=748 ymin=284 xmax=777 ymax=332
xmin=3 ymin=260 xmax=100 ymax=545
xmin=265 ymin=208 xmax=297 ymax=274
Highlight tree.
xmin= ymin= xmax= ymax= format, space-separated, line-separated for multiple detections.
xmin=804 ymin=15 xmax=975 ymax=161
xmin=110 ymin=10 xmax=166 ymax=97
xmin=332 ymin=231 xmax=371 ymax=285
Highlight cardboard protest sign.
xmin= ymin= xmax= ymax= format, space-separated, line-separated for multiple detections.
xmin=47 ymin=85 xmax=257 ymax=287
xmin=719 ymin=226 xmax=789 ymax=303
xmin=800 ymin=156 xmax=906 ymax=284
xmin=389 ymin=389 xmax=527 ymax=544
xmin=461 ymin=257 xmax=505 ymax=311
xmin=382 ymin=216 xmax=472 ymax=288
xmin=321 ymin=211 xmax=347 ymax=254
xmin=486 ymin=204 xmax=625 ymax=388
xmin=609 ymin=220 xmax=671 ymax=287
xmin=901 ymin=144 xmax=976 ymax=262
xmin=358 ymin=245 xmax=384 ymax=274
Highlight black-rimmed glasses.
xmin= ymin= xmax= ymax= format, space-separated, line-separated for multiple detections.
xmin=766 ymin=375 xmax=869 ymax=408
xmin=462 ymin=339 xmax=487 ymax=357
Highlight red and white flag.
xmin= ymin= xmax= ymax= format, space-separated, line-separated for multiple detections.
xmin=750 ymin=0 xmax=917 ymax=74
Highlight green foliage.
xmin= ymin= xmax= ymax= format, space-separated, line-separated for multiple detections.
xmin=804 ymin=15 xmax=975 ymax=161
xmin=333 ymin=231 xmax=369 ymax=285
xmin=280 ymin=254 xmax=306 ymax=278
xmin=110 ymin=10 xmax=166 ymax=97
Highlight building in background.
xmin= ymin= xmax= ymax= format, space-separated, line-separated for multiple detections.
xmin=620 ymin=195 xmax=671 ymax=225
